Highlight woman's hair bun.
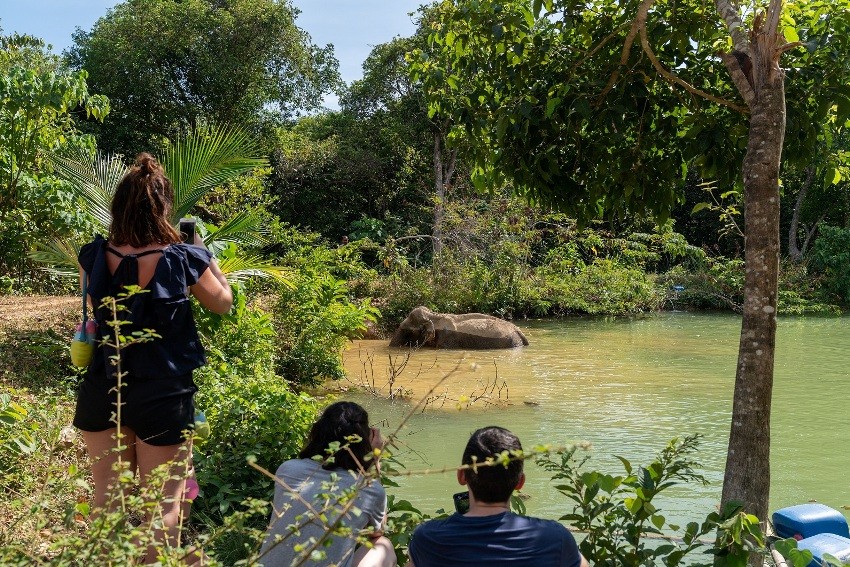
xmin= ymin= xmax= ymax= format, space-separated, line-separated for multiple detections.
xmin=134 ymin=152 xmax=162 ymax=175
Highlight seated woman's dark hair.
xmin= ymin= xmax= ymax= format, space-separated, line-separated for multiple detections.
xmin=110 ymin=152 xmax=181 ymax=247
xmin=462 ymin=426 xmax=523 ymax=503
xmin=299 ymin=401 xmax=373 ymax=471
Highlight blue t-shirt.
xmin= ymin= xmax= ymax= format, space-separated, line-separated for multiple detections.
xmin=78 ymin=235 xmax=213 ymax=378
xmin=409 ymin=511 xmax=582 ymax=567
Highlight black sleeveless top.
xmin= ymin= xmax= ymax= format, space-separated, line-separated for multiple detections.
xmin=78 ymin=235 xmax=214 ymax=379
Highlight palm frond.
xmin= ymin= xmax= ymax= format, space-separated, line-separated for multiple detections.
xmin=163 ymin=125 xmax=268 ymax=220
xmin=29 ymin=238 xmax=80 ymax=278
xmin=217 ymin=255 xmax=293 ymax=287
xmin=48 ymin=148 xmax=127 ymax=231
xmin=205 ymin=210 xmax=268 ymax=249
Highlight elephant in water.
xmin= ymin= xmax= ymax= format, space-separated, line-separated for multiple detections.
xmin=389 ymin=306 xmax=529 ymax=349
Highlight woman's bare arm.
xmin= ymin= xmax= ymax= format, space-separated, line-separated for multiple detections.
xmin=189 ymin=234 xmax=233 ymax=315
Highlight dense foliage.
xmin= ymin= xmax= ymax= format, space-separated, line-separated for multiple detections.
xmin=0 ymin=33 xmax=108 ymax=290
xmin=68 ymin=0 xmax=340 ymax=155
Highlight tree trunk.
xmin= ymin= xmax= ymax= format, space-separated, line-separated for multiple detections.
xmin=718 ymin=0 xmax=786 ymax=541
xmin=432 ymin=129 xmax=458 ymax=257
xmin=720 ymin=86 xmax=783 ymax=523
xmin=433 ymin=131 xmax=445 ymax=255
xmin=788 ymin=166 xmax=815 ymax=262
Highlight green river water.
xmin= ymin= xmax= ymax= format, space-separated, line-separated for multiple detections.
xmin=340 ymin=312 xmax=849 ymax=526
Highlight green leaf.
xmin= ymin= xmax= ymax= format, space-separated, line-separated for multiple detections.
xmin=827 ymin=167 xmax=841 ymax=186
xmin=615 ymin=455 xmax=633 ymax=475
xmin=546 ymin=97 xmax=561 ymax=118
xmin=692 ymin=202 xmax=711 ymax=214
xmin=783 ymin=26 xmax=800 ymax=43
xmin=533 ymin=0 xmax=543 ymax=17
xmin=651 ymin=513 xmax=665 ymax=529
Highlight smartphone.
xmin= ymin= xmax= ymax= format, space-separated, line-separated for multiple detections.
xmin=179 ymin=218 xmax=196 ymax=244
xmin=453 ymin=491 xmax=470 ymax=514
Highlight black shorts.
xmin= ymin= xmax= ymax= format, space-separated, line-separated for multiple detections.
xmin=73 ymin=371 xmax=197 ymax=446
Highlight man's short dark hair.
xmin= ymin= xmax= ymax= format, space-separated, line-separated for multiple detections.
xmin=462 ymin=426 xmax=523 ymax=503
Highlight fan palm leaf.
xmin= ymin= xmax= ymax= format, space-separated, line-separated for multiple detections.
xmin=48 ymin=148 xmax=127 ymax=230
xmin=205 ymin=210 xmax=267 ymax=249
xmin=163 ymin=125 xmax=268 ymax=221
xmin=29 ymin=238 xmax=80 ymax=278
xmin=216 ymin=254 xmax=293 ymax=286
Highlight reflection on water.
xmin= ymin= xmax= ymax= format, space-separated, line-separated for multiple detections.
xmin=340 ymin=312 xmax=850 ymax=525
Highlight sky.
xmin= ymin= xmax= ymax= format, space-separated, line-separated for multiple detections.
xmin=0 ymin=0 xmax=424 ymax=109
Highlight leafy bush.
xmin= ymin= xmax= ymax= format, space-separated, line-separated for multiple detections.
xmin=659 ymin=258 xmax=745 ymax=311
xmin=275 ymin=273 xmax=378 ymax=386
xmin=193 ymin=288 xmax=318 ymax=521
xmin=538 ymin=435 xmax=765 ymax=566
xmin=192 ymin=367 xmax=316 ymax=521
xmin=810 ymin=224 xmax=850 ymax=305
xmin=542 ymin=258 xmax=662 ymax=315
xmin=194 ymin=286 xmax=278 ymax=380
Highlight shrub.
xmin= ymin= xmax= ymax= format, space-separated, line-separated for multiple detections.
xmin=194 ymin=286 xmax=279 ymax=380
xmin=538 ymin=435 xmax=765 ymax=566
xmin=810 ymin=224 xmax=850 ymax=305
xmin=541 ymin=258 xmax=662 ymax=315
xmin=192 ymin=367 xmax=316 ymax=521
xmin=659 ymin=257 xmax=745 ymax=311
xmin=193 ymin=288 xmax=318 ymax=521
xmin=275 ymin=273 xmax=378 ymax=387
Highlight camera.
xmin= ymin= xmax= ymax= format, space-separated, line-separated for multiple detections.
xmin=179 ymin=218 xmax=196 ymax=244
xmin=453 ymin=491 xmax=470 ymax=514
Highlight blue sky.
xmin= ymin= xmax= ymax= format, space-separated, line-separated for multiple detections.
xmin=0 ymin=0 xmax=424 ymax=108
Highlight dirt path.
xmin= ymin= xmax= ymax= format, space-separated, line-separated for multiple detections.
xmin=0 ymin=295 xmax=79 ymax=330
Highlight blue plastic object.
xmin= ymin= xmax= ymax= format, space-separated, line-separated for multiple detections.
xmin=797 ymin=533 xmax=850 ymax=567
xmin=773 ymin=504 xmax=850 ymax=540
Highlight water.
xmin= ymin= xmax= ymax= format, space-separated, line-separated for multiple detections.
xmin=340 ymin=312 xmax=850 ymax=526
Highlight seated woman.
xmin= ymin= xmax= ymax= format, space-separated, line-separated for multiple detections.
xmin=260 ymin=401 xmax=396 ymax=567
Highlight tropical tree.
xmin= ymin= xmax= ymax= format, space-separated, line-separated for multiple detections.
xmin=32 ymin=125 xmax=288 ymax=283
xmin=346 ymin=15 xmax=468 ymax=255
xmin=785 ymin=133 xmax=850 ymax=262
xmin=0 ymin=32 xmax=108 ymax=283
xmin=413 ymin=0 xmax=850 ymax=532
xmin=68 ymin=0 xmax=340 ymax=155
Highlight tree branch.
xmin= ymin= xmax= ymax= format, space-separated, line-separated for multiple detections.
xmin=801 ymin=213 xmax=824 ymax=257
xmin=720 ymin=52 xmax=756 ymax=107
xmin=597 ymin=0 xmax=654 ymax=103
xmin=572 ymin=23 xmax=630 ymax=76
xmin=444 ymin=148 xmax=458 ymax=187
xmin=765 ymin=0 xmax=783 ymax=41
xmin=777 ymin=41 xmax=804 ymax=55
xmin=639 ymin=26 xmax=749 ymax=113
xmin=714 ymin=0 xmax=750 ymax=55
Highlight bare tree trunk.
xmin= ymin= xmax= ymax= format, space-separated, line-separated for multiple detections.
xmin=717 ymin=0 xmax=787 ymax=545
xmin=720 ymin=85 xmax=783 ymax=523
xmin=433 ymin=132 xmax=445 ymax=255
xmin=432 ymin=130 xmax=458 ymax=256
xmin=788 ymin=166 xmax=815 ymax=262
xmin=800 ymin=215 xmax=823 ymax=257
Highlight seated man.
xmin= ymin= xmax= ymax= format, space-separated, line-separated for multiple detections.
xmin=407 ymin=426 xmax=588 ymax=567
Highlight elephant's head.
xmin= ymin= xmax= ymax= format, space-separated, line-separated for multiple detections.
xmin=389 ymin=306 xmax=437 ymax=347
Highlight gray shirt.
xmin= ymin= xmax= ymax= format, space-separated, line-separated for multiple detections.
xmin=259 ymin=458 xmax=387 ymax=567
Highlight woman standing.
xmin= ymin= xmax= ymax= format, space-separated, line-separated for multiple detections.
xmin=74 ymin=153 xmax=232 ymax=561
xmin=261 ymin=401 xmax=396 ymax=567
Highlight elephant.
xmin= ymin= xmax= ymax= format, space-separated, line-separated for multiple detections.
xmin=389 ymin=306 xmax=529 ymax=349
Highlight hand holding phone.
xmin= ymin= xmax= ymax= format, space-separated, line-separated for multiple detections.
xmin=179 ymin=218 xmax=196 ymax=244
